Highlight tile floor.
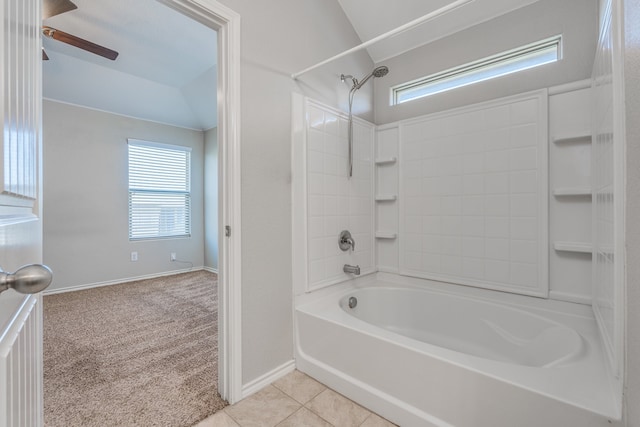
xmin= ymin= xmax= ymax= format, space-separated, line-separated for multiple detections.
xmin=195 ymin=370 xmax=397 ymax=427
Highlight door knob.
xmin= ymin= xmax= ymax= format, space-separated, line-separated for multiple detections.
xmin=0 ymin=264 xmax=53 ymax=295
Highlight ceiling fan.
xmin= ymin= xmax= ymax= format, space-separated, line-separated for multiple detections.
xmin=42 ymin=0 xmax=119 ymax=61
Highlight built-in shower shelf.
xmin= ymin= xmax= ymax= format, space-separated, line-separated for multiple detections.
xmin=375 ymin=157 xmax=397 ymax=165
xmin=375 ymin=232 xmax=397 ymax=239
xmin=375 ymin=195 xmax=397 ymax=201
xmin=552 ymin=132 xmax=591 ymax=144
xmin=553 ymin=187 xmax=592 ymax=197
xmin=554 ymin=241 xmax=593 ymax=254
xmin=599 ymin=245 xmax=615 ymax=256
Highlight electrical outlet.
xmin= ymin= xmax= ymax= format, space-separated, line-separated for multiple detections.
xmin=170 ymin=252 xmax=177 ymax=262
xmin=131 ymin=251 xmax=138 ymax=262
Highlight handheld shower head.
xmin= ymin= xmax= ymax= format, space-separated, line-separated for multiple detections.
xmin=341 ymin=66 xmax=390 ymax=91
xmin=372 ymin=65 xmax=389 ymax=78
xmin=353 ymin=65 xmax=389 ymax=90
xmin=341 ymin=65 xmax=390 ymax=178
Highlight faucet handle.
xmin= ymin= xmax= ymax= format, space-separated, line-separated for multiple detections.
xmin=339 ymin=230 xmax=355 ymax=251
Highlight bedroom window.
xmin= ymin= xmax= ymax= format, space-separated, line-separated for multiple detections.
xmin=128 ymin=139 xmax=191 ymax=240
xmin=392 ymin=35 xmax=562 ymax=105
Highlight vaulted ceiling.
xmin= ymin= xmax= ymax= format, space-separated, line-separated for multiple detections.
xmin=42 ymin=0 xmax=218 ymax=130
xmin=336 ymin=0 xmax=540 ymax=63
xmin=42 ymin=0 xmax=540 ymax=130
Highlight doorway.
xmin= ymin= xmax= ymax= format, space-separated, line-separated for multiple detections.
xmin=40 ymin=0 xmax=241 ymax=422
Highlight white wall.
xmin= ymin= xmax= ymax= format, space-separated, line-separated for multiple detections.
xmin=215 ymin=0 xmax=373 ymax=385
xmin=204 ymin=127 xmax=218 ymax=270
xmin=374 ymin=0 xmax=598 ymax=124
xmin=43 ymin=100 xmax=205 ymax=291
xmin=623 ymin=0 xmax=640 ymax=424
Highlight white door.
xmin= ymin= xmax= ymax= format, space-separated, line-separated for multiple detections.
xmin=0 ymin=0 xmax=50 ymax=426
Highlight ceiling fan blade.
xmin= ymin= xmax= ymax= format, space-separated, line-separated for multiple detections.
xmin=42 ymin=0 xmax=77 ymax=19
xmin=42 ymin=48 xmax=49 ymax=61
xmin=42 ymin=27 xmax=119 ymax=61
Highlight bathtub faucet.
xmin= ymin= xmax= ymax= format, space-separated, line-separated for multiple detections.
xmin=343 ymin=264 xmax=360 ymax=275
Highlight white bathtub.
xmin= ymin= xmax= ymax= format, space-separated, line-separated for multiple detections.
xmin=295 ymin=274 xmax=620 ymax=427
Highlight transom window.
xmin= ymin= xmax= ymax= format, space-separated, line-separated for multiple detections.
xmin=392 ymin=35 xmax=562 ymax=105
xmin=127 ymin=139 xmax=191 ymax=240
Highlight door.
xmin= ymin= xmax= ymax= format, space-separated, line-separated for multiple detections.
xmin=0 ymin=0 xmax=48 ymax=426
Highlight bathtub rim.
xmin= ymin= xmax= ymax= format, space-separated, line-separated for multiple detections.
xmin=294 ymin=272 xmax=621 ymax=421
xmin=336 ymin=285 xmax=586 ymax=369
xmin=296 ymin=271 xmax=596 ymax=321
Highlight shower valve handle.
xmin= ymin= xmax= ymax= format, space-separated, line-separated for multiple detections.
xmin=339 ymin=230 xmax=355 ymax=251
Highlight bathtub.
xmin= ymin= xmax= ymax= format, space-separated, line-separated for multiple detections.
xmin=295 ymin=274 xmax=620 ymax=427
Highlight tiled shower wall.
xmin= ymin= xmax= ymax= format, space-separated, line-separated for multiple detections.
xmin=398 ymin=91 xmax=549 ymax=297
xmin=305 ymin=100 xmax=374 ymax=291
xmin=592 ymin=0 xmax=621 ymax=375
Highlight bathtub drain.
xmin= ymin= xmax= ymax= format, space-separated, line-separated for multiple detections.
xmin=348 ymin=296 xmax=357 ymax=309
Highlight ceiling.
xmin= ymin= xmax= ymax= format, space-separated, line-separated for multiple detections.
xmin=336 ymin=0 xmax=540 ymax=63
xmin=43 ymin=0 xmax=218 ymax=130
xmin=42 ymin=0 xmax=540 ymax=130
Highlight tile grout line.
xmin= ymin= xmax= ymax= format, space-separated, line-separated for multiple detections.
xmin=302 ymin=389 xmax=339 ymax=426
xmin=273 ymin=406 xmax=306 ymax=427
xmin=272 ymin=379 xmax=336 ymax=426
xmin=358 ymin=413 xmax=375 ymax=426
xmin=218 ymin=371 xmax=393 ymax=427
xmin=271 ymin=375 xmax=327 ymax=406
xmin=222 ymin=407 xmax=243 ymax=426
xmin=302 ymin=401 xmax=337 ymax=427
xmin=303 ymin=388 xmax=373 ymax=427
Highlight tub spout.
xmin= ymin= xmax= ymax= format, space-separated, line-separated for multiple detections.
xmin=343 ymin=264 xmax=360 ymax=275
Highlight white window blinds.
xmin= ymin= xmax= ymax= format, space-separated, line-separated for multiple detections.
xmin=128 ymin=139 xmax=191 ymax=240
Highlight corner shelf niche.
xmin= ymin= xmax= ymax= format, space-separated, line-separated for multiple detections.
xmin=551 ymin=131 xmax=593 ymax=255
xmin=547 ymin=87 xmax=594 ymax=305
xmin=375 ymin=157 xmax=397 ymax=165
xmin=375 ymin=232 xmax=397 ymax=239
xmin=554 ymin=241 xmax=593 ymax=254
xmin=553 ymin=187 xmax=592 ymax=197
xmin=552 ymin=132 xmax=591 ymax=144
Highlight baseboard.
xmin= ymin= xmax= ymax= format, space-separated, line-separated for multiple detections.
xmin=241 ymin=359 xmax=295 ymax=399
xmin=43 ymin=267 xmax=205 ymax=295
xmin=203 ymin=266 xmax=219 ymax=274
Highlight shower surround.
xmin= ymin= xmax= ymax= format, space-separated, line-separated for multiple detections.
xmin=396 ymin=90 xmax=548 ymax=297
xmin=291 ymin=84 xmax=619 ymax=426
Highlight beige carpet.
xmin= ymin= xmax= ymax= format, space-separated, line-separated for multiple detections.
xmin=43 ymin=270 xmax=227 ymax=427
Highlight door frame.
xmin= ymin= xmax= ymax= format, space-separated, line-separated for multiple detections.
xmin=158 ymin=0 xmax=243 ymax=404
